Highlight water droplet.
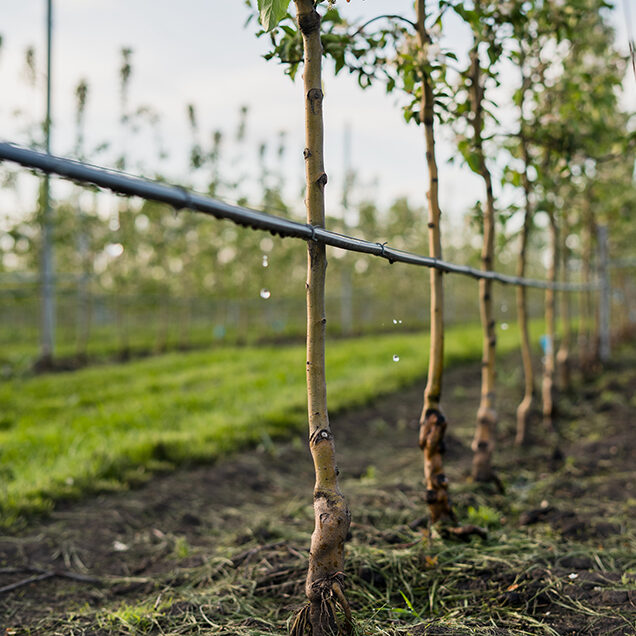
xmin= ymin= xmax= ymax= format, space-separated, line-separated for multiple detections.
xmin=399 ymin=320 xmax=403 ymax=324
xmin=393 ymin=319 xmax=398 ymax=325
xmin=260 ymin=288 xmax=271 ymax=300
xmin=393 ymin=354 xmax=400 ymax=362
xmin=501 ymin=322 xmax=509 ymax=330
xmin=262 ymin=254 xmax=269 ymax=268
xmin=105 ymin=243 xmax=124 ymax=258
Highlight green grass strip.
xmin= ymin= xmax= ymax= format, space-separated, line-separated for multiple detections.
xmin=0 ymin=320 xmax=543 ymax=528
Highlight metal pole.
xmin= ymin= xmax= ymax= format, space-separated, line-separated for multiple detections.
xmin=598 ymin=225 xmax=610 ymax=363
xmin=40 ymin=0 xmax=55 ymax=362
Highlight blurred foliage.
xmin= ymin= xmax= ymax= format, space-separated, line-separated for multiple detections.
xmin=0 ymin=0 xmax=634 ymax=366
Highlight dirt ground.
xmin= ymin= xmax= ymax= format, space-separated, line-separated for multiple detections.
xmin=1 ymin=344 xmax=635 ymax=635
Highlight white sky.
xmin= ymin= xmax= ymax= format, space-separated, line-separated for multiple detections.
xmin=0 ymin=0 xmax=634 ymax=227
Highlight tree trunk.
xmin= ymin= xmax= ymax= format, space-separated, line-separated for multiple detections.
xmin=290 ymin=2 xmax=352 ymax=634
xmin=616 ymin=271 xmax=630 ymax=337
xmin=515 ymin=133 xmax=535 ymax=446
xmin=468 ymin=49 xmax=498 ymax=483
xmin=414 ymin=0 xmax=454 ymax=525
xmin=542 ymin=209 xmax=558 ymax=429
xmin=557 ymin=215 xmax=571 ymax=391
xmin=578 ymin=200 xmax=593 ymax=370
xmin=597 ymin=225 xmax=611 ymax=364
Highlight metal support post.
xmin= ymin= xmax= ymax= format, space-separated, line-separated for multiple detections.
xmin=40 ymin=0 xmax=56 ymax=362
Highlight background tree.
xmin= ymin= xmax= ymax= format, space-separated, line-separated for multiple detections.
xmin=529 ymin=0 xmax=628 ymax=417
xmin=499 ymin=0 xmax=553 ymax=446
xmin=449 ymin=0 xmax=506 ymax=485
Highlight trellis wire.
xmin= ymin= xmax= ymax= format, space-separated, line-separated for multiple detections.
xmin=0 ymin=142 xmax=597 ymax=293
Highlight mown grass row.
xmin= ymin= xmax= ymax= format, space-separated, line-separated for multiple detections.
xmin=0 ymin=320 xmax=304 ymax=378
xmin=0 ymin=320 xmax=543 ymax=528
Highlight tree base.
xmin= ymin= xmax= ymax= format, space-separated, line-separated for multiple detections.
xmin=515 ymin=395 xmax=534 ymax=446
xmin=470 ymin=456 xmax=505 ymax=494
xmin=32 ymin=353 xmax=55 ymax=373
xmin=419 ymin=408 xmax=454 ymax=524
xmin=290 ymin=579 xmax=353 ymax=636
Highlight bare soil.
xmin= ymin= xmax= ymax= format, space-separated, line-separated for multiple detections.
xmin=1 ymin=344 xmax=635 ymax=635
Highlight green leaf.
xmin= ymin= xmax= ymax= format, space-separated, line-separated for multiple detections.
xmin=466 ymin=151 xmax=482 ymax=175
xmin=257 ymin=0 xmax=291 ymax=31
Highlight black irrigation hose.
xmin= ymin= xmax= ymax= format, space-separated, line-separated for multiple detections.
xmin=0 ymin=142 xmax=597 ymax=292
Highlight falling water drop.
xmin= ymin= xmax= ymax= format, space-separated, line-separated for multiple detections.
xmin=392 ymin=354 xmax=400 ymax=362
xmin=262 ymin=254 xmax=269 ymax=268
xmin=260 ymin=288 xmax=271 ymax=300
xmin=501 ymin=322 xmax=509 ymax=330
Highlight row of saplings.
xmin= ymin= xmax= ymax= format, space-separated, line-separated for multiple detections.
xmin=251 ymin=2 xmax=610 ymax=635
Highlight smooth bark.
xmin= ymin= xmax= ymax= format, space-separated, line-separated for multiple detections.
xmin=557 ymin=215 xmax=571 ymax=391
xmin=542 ymin=209 xmax=558 ymax=429
xmin=514 ymin=175 xmax=534 ymax=445
xmin=514 ymin=101 xmax=535 ymax=446
xmin=415 ymin=0 xmax=453 ymax=524
xmin=579 ymin=201 xmax=597 ymax=372
xmin=291 ymin=2 xmax=351 ymax=634
xmin=468 ymin=49 xmax=498 ymax=483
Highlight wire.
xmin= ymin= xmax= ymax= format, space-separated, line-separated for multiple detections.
xmin=0 ymin=141 xmax=596 ymax=293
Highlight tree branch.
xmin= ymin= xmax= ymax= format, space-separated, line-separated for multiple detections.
xmin=352 ymin=14 xmax=416 ymax=37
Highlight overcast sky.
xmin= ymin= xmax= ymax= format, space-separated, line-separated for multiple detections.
xmin=0 ymin=0 xmax=633 ymax=227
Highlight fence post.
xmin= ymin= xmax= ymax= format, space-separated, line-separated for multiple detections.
xmin=598 ymin=225 xmax=610 ymax=363
xmin=40 ymin=0 xmax=56 ymax=363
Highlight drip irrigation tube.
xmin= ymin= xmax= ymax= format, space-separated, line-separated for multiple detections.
xmin=0 ymin=141 xmax=597 ymax=292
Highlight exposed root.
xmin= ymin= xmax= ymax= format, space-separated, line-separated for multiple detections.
xmin=290 ymin=603 xmax=311 ymax=635
xmin=290 ymin=574 xmax=353 ymax=636
xmin=332 ymin=581 xmax=353 ymax=633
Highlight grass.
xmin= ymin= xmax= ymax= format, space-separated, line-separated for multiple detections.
xmin=0 ymin=320 xmax=544 ymax=529
xmin=2 ymin=332 xmax=634 ymax=635
xmin=0 ymin=319 xmax=305 ymax=378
